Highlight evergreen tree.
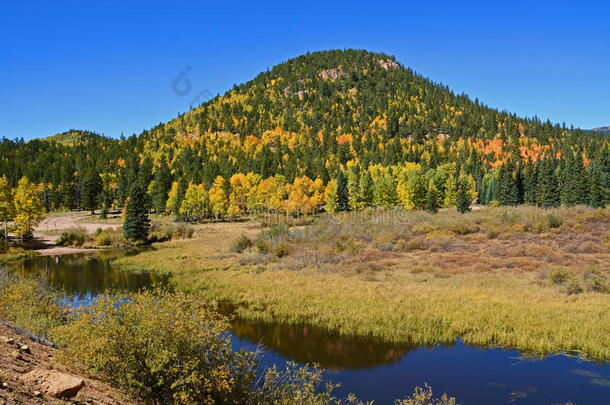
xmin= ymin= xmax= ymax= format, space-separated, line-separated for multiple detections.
xmin=496 ymin=161 xmax=520 ymax=206
xmin=152 ymin=161 xmax=172 ymax=213
xmin=336 ymin=170 xmax=349 ymax=211
xmin=425 ymin=180 xmax=440 ymax=213
xmin=538 ymin=159 xmax=560 ymax=208
xmin=588 ymin=163 xmax=605 ymax=208
xmin=456 ymin=176 xmax=471 ymax=213
xmin=123 ymin=182 xmax=150 ymax=242
xmin=81 ymin=169 xmax=102 ymax=214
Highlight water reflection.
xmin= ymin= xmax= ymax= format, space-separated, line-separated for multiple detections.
xmin=7 ymin=251 xmax=168 ymax=296
xmin=5 ymin=253 xmax=610 ymax=404
xmin=230 ymin=316 xmax=418 ymax=369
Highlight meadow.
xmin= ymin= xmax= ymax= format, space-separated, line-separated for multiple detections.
xmin=114 ymin=205 xmax=610 ymax=361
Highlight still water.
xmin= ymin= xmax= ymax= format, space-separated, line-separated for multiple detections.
xmin=6 ymin=253 xmax=610 ymax=405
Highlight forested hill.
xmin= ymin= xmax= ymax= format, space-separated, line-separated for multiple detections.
xmin=1 ymin=49 xmax=609 ymax=214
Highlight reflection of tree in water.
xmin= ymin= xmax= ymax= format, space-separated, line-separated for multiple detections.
xmin=228 ymin=313 xmax=420 ymax=370
xmin=8 ymin=251 xmax=168 ymax=296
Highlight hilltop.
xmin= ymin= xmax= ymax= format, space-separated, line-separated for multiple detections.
xmin=45 ymin=130 xmax=108 ymax=146
xmin=0 ymin=49 xmax=608 ymax=213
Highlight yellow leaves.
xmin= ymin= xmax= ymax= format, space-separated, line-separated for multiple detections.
xmin=13 ymin=177 xmax=45 ymax=239
xmin=209 ymin=176 xmax=228 ymax=216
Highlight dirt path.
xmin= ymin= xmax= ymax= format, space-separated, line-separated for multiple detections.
xmin=32 ymin=212 xmax=119 ymax=256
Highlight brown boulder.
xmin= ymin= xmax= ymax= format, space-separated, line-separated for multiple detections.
xmin=21 ymin=368 xmax=85 ymax=399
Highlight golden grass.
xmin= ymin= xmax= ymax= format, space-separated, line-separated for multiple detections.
xmin=114 ymin=206 xmax=610 ymax=361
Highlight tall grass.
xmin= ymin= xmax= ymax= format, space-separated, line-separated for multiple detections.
xmin=115 ymin=206 xmax=610 ymax=361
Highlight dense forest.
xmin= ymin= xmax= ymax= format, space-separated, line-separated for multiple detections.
xmin=1 ymin=49 xmax=609 ymax=221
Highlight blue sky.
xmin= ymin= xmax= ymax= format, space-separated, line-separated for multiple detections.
xmin=1 ymin=1 xmax=609 ymax=140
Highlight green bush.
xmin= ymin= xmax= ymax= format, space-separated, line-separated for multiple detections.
xmin=57 ymin=227 xmax=91 ymax=247
xmin=149 ymin=223 xmax=194 ymax=243
xmin=0 ymin=270 xmax=63 ymax=337
xmin=94 ymin=227 xmax=126 ymax=247
xmin=52 ymin=289 xmax=349 ymax=404
xmin=53 ymin=289 xmax=257 ymax=404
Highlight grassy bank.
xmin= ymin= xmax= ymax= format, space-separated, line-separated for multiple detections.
xmin=0 ymin=270 xmax=458 ymax=404
xmin=115 ymin=206 xmax=610 ymax=361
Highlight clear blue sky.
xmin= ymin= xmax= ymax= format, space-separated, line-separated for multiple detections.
xmin=1 ymin=1 xmax=609 ymax=140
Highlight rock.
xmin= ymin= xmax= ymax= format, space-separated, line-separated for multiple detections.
xmin=0 ymin=336 xmax=14 ymax=345
xmin=19 ymin=344 xmax=30 ymax=354
xmin=1 ymin=382 xmax=8 ymax=389
xmin=46 ymin=372 xmax=85 ymax=398
xmin=11 ymin=350 xmax=24 ymax=360
xmin=33 ymin=390 xmax=42 ymax=397
xmin=21 ymin=369 xmax=85 ymax=399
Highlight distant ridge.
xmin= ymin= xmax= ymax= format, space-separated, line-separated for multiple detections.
xmin=590 ymin=126 xmax=610 ymax=135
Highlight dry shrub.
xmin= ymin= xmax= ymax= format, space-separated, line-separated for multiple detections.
xmin=396 ymin=237 xmax=426 ymax=252
xmin=231 ymin=234 xmax=252 ymax=253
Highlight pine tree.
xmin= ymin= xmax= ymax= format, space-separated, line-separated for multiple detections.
xmin=538 ymin=159 xmax=560 ymax=208
xmin=123 ymin=182 xmax=150 ymax=242
xmin=152 ymin=161 xmax=172 ymax=213
xmin=425 ymin=180 xmax=440 ymax=213
xmin=81 ymin=169 xmax=102 ymax=214
xmin=588 ymin=163 xmax=605 ymax=208
xmin=336 ymin=170 xmax=349 ymax=211
xmin=456 ymin=175 xmax=471 ymax=213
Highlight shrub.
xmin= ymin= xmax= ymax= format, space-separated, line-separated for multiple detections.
xmin=94 ymin=227 xmax=126 ymax=247
xmin=548 ymin=268 xmax=570 ymax=284
xmin=57 ymin=227 xmax=90 ymax=247
xmin=0 ymin=269 xmax=63 ymax=337
xmin=53 ymin=289 xmax=346 ymax=404
xmin=53 ymin=289 xmax=257 ymax=404
xmin=274 ymin=242 xmax=291 ymax=258
xmin=255 ymin=235 xmax=271 ymax=254
xmin=546 ymin=213 xmax=563 ymax=229
xmin=395 ymin=383 xmax=458 ymax=405
xmin=566 ymin=279 xmax=584 ymax=295
xmin=0 ymin=238 xmax=8 ymax=254
xmin=174 ymin=222 xmax=194 ymax=239
xmin=148 ymin=223 xmax=194 ymax=243
xmin=584 ymin=269 xmax=610 ymax=293
xmin=231 ymin=234 xmax=252 ymax=253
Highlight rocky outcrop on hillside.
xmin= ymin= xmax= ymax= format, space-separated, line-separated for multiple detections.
xmin=0 ymin=323 xmax=138 ymax=404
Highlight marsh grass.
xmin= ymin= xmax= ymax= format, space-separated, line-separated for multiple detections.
xmin=115 ymin=206 xmax=610 ymax=361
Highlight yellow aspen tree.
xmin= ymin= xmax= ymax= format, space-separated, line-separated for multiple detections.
xmin=324 ymin=179 xmax=338 ymax=213
xmin=208 ymin=176 xmax=228 ymax=218
xmin=0 ymin=175 xmax=15 ymax=238
xmin=13 ymin=177 xmax=45 ymax=241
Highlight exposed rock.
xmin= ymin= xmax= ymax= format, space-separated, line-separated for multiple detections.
xmin=11 ymin=350 xmax=24 ymax=361
xmin=0 ymin=336 xmax=14 ymax=345
xmin=32 ymin=390 xmax=41 ymax=397
xmin=377 ymin=59 xmax=399 ymax=70
xmin=21 ymin=369 xmax=85 ymax=399
xmin=319 ymin=68 xmax=346 ymax=80
xmin=19 ymin=344 xmax=31 ymax=354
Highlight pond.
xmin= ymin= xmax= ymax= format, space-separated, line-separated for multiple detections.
xmin=5 ymin=253 xmax=610 ymax=404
